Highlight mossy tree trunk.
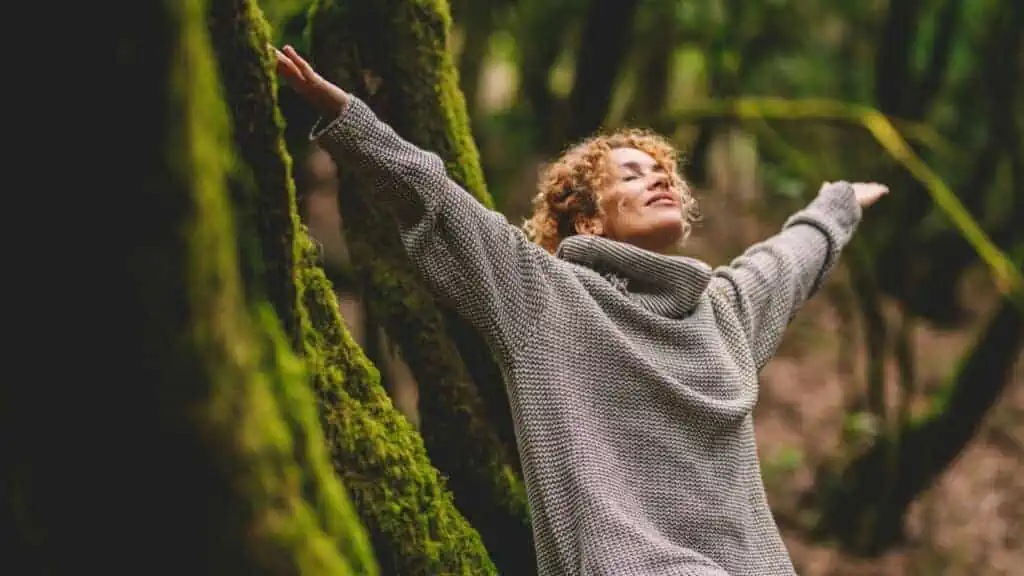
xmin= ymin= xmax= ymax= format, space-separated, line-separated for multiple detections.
xmin=208 ymin=1 xmax=497 ymax=573
xmin=8 ymin=0 xmax=374 ymax=573
xmin=208 ymin=1 xmax=381 ymax=570
xmin=297 ymin=252 xmax=498 ymax=573
xmin=308 ymin=1 xmax=536 ymax=573
xmin=208 ymin=0 xmax=303 ymax=348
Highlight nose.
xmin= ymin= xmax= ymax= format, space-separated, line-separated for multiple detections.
xmin=648 ymin=172 xmax=669 ymax=191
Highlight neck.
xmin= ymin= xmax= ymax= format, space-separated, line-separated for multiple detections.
xmin=554 ymin=235 xmax=711 ymax=318
xmin=602 ymin=232 xmax=678 ymax=255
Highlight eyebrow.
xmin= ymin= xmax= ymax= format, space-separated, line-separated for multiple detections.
xmin=618 ymin=160 xmax=662 ymax=173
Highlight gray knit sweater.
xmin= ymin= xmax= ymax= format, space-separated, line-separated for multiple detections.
xmin=315 ymin=97 xmax=862 ymax=576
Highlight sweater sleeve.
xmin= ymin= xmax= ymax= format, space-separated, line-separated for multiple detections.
xmin=711 ymin=182 xmax=861 ymax=369
xmin=311 ymin=96 xmax=552 ymax=357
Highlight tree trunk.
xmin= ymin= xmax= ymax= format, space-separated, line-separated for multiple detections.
xmin=564 ymin=0 xmax=641 ymax=143
xmin=513 ymin=0 xmax=581 ymax=152
xmin=8 ymin=1 xmax=376 ymax=572
xmin=298 ymin=253 xmax=497 ymax=574
xmin=208 ymin=1 xmax=498 ymax=573
xmin=622 ymin=3 xmax=677 ymax=127
xmin=208 ymin=0 xmax=303 ymax=347
xmin=813 ymin=294 xmax=1024 ymax=555
xmin=451 ymin=0 xmax=497 ymax=122
xmin=308 ymin=1 xmax=536 ymax=574
xmin=908 ymin=0 xmax=1022 ymax=324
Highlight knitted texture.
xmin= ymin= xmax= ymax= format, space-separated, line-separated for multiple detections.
xmin=315 ymin=96 xmax=862 ymax=575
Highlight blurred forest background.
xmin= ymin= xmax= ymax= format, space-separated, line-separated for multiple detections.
xmin=14 ymin=0 xmax=1020 ymax=575
xmin=272 ymin=0 xmax=1024 ymax=573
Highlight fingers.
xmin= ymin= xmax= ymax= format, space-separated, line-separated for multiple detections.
xmin=273 ymin=44 xmax=349 ymax=116
xmin=851 ymin=182 xmax=890 ymax=208
xmin=272 ymin=45 xmax=288 ymax=64
xmin=282 ymin=45 xmax=318 ymax=82
xmin=852 ymin=182 xmax=889 ymax=193
xmin=274 ymin=48 xmax=304 ymax=83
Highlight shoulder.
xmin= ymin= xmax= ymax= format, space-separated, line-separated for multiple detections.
xmin=706 ymin=281 xmax=748 ymax=337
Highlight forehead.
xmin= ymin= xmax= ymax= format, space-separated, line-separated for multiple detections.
xmin=608 ymin=146 xmax=657 ymax=169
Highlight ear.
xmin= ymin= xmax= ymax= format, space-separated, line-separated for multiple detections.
xmin=574 ymin=216 xmax=604 ymax=236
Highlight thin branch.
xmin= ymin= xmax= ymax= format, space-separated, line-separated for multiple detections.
xmin=660 ymin=97 xmax=1024 ymax=310
xmin=660 ymin=97 xmax=957 ymax=158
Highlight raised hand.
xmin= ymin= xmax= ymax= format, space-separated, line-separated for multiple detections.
xmin=850 ymin=182 xmax=889 ymax=208
xmin=273 ymin=45 xmax=349 ymax=118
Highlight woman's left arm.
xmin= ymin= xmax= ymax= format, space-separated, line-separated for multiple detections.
xmin=711 ymin=182 xmax=865 ymax=369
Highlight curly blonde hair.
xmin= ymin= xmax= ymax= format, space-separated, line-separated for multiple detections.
xmin=523 ymin=129 xmax=699 ymax=253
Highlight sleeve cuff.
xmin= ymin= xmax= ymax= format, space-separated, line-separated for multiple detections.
xmin=308 ymin=95 xmax=375 ymax=152
xmin=784 ymin=181 xmax=861 ymax=240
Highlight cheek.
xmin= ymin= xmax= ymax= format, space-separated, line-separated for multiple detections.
xmin=604 ymin=184 xmax=645 ymax=215
xmin=598 ymin=188 xmax=621 ymax=217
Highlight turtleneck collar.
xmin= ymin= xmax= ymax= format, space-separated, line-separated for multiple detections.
xmin=555 ymin=235 xmax=712 ymax=318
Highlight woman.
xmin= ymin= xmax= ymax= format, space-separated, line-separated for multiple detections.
xmin=276 ymin=45 xmax=887 ymax=576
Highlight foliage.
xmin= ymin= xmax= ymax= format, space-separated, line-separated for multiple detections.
xmin=15 ymin=0 xmax=1019 ymax=573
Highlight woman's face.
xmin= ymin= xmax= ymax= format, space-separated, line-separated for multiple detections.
xmin=585 ymin=147 xmax=687 ymax=253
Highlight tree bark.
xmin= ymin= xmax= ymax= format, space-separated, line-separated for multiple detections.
xmin=208 ymin=0 xmax=303 ymax=347
xmin=209 ymin=1 xmax=498 ymax=573
xmin=308 ymin=3 xmax=536 ymax=573
xmin=8 ymin=1 xmax=376 ymax=572
xmin=298 ymin=251 xmax=498 ymax=574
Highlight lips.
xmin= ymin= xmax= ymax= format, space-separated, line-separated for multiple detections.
xmin=644 ymin=192 xmax=677 ymax=207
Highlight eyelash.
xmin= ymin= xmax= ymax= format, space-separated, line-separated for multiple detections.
xmin=622 ymin=167 xmax=666 ymax=182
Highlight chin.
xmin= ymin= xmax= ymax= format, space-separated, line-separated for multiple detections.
xmin=637 ymin=218 xmax=686 ymax=253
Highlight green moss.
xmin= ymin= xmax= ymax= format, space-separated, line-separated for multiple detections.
xmin=10 ymin=0 xmax=375 ymax=572
xmin=309 ymin=0 xmax=490 ymax=206
xmin=208 ymin=0 xmax=303 ymax=348
xmin=176 ymin=1 xmax=372 ymax=571
xmin=257 ymin=303 xmax=381 ymax=574
xmin=205 ymin=0 xmax=497 ymax=570
xmin=308 ymin=1 xmax=535 ymax=571
xmin=256 ymin=0 xmax=310 ymax=42
xmin=297 ymin=236 xmax=498 ymax=574
xmin=206 ymin=4 xmax=381 ymax=570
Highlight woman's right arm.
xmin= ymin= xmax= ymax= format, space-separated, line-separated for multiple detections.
xmin=312 ymin=95 xmax=553 ymax=358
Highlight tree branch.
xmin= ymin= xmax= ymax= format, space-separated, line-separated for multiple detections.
xmin=659 ymin=97 xmax=1023 ymax=309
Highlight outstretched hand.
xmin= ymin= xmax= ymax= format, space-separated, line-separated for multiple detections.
xmin=273 ymin=45 xmax=350 ymax=118
xmin=850 ymin=182 xmax=889 ymax=208
xmin=825 ymin=181 xmax=889 ymax=208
